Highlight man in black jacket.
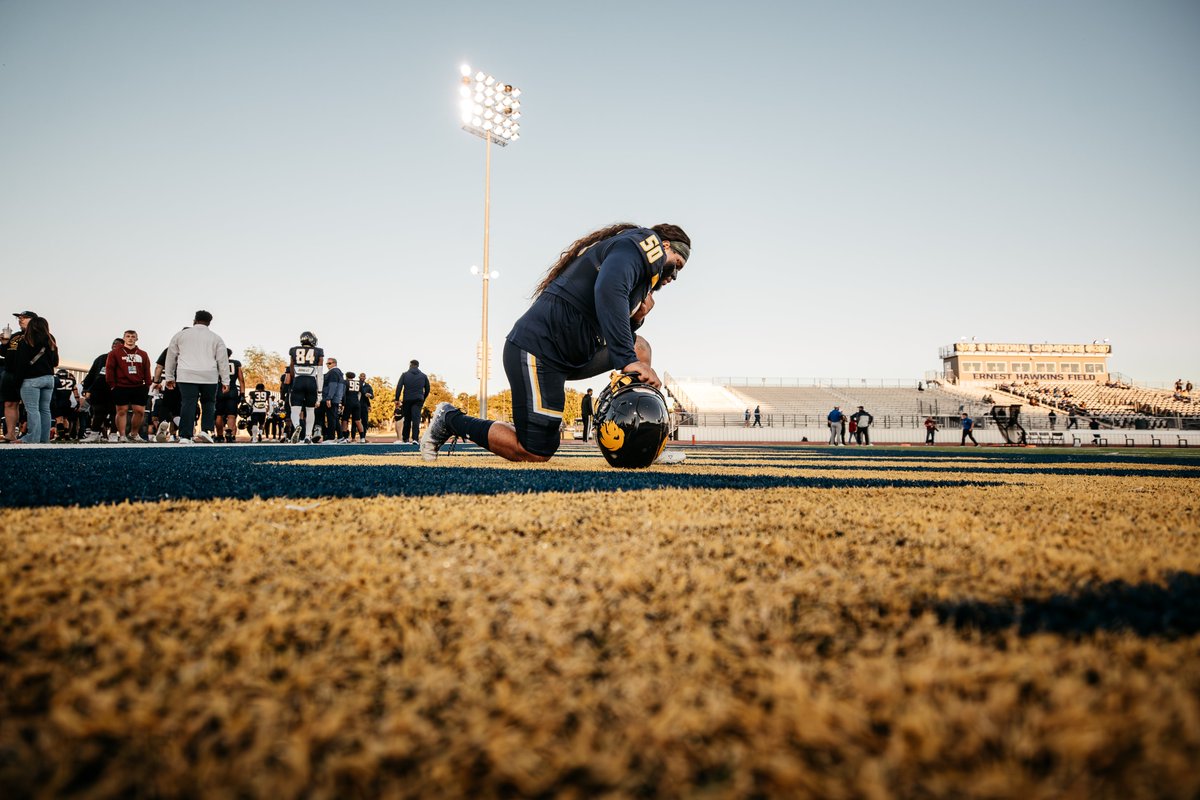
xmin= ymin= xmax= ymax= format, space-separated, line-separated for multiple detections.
xmin=394 ymin=360 xmax=430 ymax=443
xmin=580 ymin=387 xmax=594 ymax=442
xmin=80 ymin=337 xmax=123 ymax=443
xmin=851 ymin=405 xmax=873 ymax=446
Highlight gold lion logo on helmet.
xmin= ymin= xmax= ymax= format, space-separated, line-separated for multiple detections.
xmin=599 ymin=420 xmax=625 ymax=451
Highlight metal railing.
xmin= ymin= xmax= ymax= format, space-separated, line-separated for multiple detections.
xmin=676 ymin=412 xmax=1199 ymax=431
xmin=707 ymin=377 xmax=923 ymax=388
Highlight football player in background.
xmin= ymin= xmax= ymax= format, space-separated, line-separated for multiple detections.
xmin=287 ymin=332 xmax=324 ymax=444
xmin=421 ymin=222 xmax=690 ymax=464
xmin=340 ymin=372 xmax=361 ymax=443
xmin=215 ymin=348 xmax=244 ymax=443
xmin=248 ymin=383 xmax=271 ymax=443
xmin=355 ymin=373 xmax=373 ymax=442
xmin=51 ymin=368 xmax=81 ymax=441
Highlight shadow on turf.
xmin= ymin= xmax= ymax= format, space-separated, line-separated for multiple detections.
xmin=0 ymin=447 xmax=1006 ymax=508
xmin=920 ymin=572 xmax=1200 ymax=639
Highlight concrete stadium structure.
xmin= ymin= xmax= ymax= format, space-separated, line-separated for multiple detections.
xmin=666 ymin=342 xmax=1197 ymax=446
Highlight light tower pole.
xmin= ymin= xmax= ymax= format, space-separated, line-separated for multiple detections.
xmin=458 ymin=63 xmax=521 ymax=419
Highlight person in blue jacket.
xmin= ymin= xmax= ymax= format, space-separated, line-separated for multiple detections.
xmin=422 ymin=222 xmax=691 ymax=462
xmin=320 ymin=357 xmax=345 ymax=443
xmin=828 ymin=406 xmax=844 ymax=446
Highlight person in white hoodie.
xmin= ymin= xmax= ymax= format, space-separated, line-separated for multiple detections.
xmin=164 ymin=310 xmax=229 ymax=443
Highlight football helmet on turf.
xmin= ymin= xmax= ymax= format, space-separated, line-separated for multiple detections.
xmin=299 ymin=331 xmax=318 ymax=346
xmin=594 ymin=375 xmax=670 ymax=469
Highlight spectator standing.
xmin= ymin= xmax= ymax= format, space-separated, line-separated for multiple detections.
xmin=924 ymin=416 xmax=938 ymax=445
xmin=1048 ymin=410 xmax=1057 ymax=430
xmin=321 ymin=357 xmax=345 ymax=443
xmin=581 ymin=388 xmax=594 ymax=442
xmin=105 ymin=330 xmax=151 ymax=443
xmin=1089 ymin=417 xmax=1102 ymax=444
xmin=164 ymin=310 xmax=229 ymax=444
xmin=753 ymin=405 xmax=762 ymax=427
xmin=851 ymin=406 xmax=873 ymax=445
xmin=12 ymin=316 xmax=60 ymax=443
xmin=827 ymin=406 xmax=843 ymax=446
xmin=960 ymin=412 xmax=979 ymax=446
xmin=2 ymin=312 xmax=34 ymax=443
xmin=357 ymin=373 xmax=374 ymax=441
xmin=81 ymin=338 xmax=123 ymax=442
xmin=744 ymin=408 xmax=750 ymax=427
xmin=395 ymin=360 xmax=430 ymax=443
xmin=1066 ymin=409 xmax=1079 ymax=429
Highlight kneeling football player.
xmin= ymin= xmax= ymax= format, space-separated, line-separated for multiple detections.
xmin=421 ymin=222 xmax=690 ymax=466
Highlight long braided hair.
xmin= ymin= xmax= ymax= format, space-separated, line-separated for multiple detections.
xmin=533 ymin=222 xmax=691 ymax=297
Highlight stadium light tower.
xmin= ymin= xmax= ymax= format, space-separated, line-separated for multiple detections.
xmin=458 ymin=62 xmax=521 ymax=419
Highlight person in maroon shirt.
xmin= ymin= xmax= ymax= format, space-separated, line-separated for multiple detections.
xmin=106 ymin=330 xmax=152 ymax=443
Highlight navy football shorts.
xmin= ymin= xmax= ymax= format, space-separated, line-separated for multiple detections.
xmin=504 ymin=342 xmax=565 ymax=458
xmin=216 ymin=391 xmax=240 ymax=416
xmin=290 ymin=376 xmax=318 ymax=408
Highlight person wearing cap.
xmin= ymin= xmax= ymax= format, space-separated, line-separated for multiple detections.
xmin=420 ymin=222 xmax=691 ymax=464
xmin=2 ymin=311 xmax=35 ymax=443
xmin=827 ymin=406 xmax=843 ymax=446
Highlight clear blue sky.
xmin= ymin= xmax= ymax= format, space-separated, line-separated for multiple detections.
xmin=2 ymin=0 xmax=1197 ymax=394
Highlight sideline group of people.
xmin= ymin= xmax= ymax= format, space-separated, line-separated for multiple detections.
xmin=825 ymin=406 xmax=874 ymax=446
xmin=0 ymin=309 xmax=430 ymax=446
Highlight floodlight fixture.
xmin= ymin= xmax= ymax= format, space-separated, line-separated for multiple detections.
xmin=458 ymin=63 xmax=523 ymax=418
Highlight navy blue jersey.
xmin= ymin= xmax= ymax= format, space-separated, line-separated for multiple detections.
xmin=507 ymin=227 xmax=667 ymax=372
xmin=288 ymin=345 xmax=324 ymax=378
xmin=53 ymin=374 xmax=78 ymax=403
xmin=225 ymin=359 xmax=242 ymax=392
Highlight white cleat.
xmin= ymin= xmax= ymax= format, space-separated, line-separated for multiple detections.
xmin=194 ymin=431 xmax=214 ymax=443
xmin=420 ymin=402 xmax=455 ymax=462
xmin=654 ymin=448 xmax=687 ymax=465
xmin=155 ymin=421 xmax=171 ymax=443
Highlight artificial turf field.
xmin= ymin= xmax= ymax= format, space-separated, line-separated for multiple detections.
xmin=1 ymin=442 xmax=1198 ymax=798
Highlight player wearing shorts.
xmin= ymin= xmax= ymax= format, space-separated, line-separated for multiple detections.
xmin=421 ymin=222 xmax=690 ymax=462
xmin=287 ymin=332 xmax=324 ymax=443
xmin=106 ymin=330 xmax=152 ymax=442
xmin=51 ymin=368 xmax=81 ymax=441
xmin=81 ymin=338 xmax=123 ymax=442
xmin=248 ymin=383 xmax=271 ymax=442
xmin=215 ymin=349 xmax=243 ymax=443
xmin=339 ymin=372 xmax=361 ymax=443
xmin=151 ymin=339 xmax=185 ymax=442
xmin=355 ymin=373 xmax=373 ymax=441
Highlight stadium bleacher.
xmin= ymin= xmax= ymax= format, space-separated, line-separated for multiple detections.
xmin=666 ymin=377 xmax=990 ymax=425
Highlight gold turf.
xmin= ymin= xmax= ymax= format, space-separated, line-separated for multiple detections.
xmin=2 ymin=471 xmax=1199 ymax=797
